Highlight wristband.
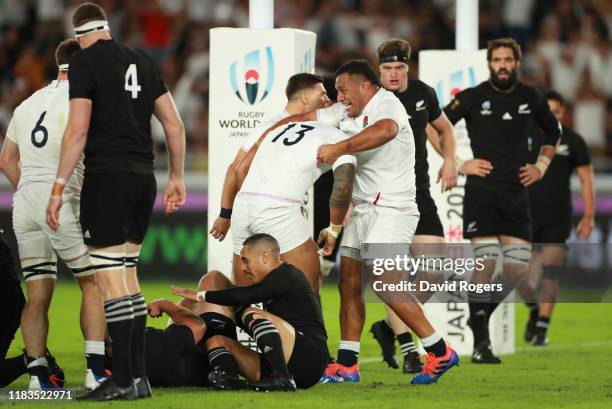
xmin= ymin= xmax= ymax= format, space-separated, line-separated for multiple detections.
xmin=219 ymin=207 xmax=232 ymax=219
xmin=326 ymin=223 xmax=342 ymax=239
xmin=534 ymin=160 xmax=548 ymax=177
xmin=536 ymin=155 xmax=551 ymax=166
xmin=55 ymin=177 xmax=67 ymax=185
xmin=196 ymin=291 xmax=207 ymax=302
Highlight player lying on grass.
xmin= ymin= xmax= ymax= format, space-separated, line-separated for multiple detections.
xmin=172 ymin=234 xmax=329 ymax=392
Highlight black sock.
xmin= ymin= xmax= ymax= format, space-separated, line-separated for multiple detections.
xmin=130 ymin=292 xmax=147 ymax=380
xmin=380 ymin=319 xmax=395 ymax=338
xmin=423 ymin=338 xmax=447 ymax=357
xmin=535 ymin=316 xmax=550 ymax=335
xmin=527 ymin=303 xmax=539 ymax=324
xmin=337 ymin=348 xmax=358 ymax=367
xmin=208 ymin=347 xmax=240 ymax=377
xmin=104 ymin=296 xmax=134 ymax=387
xmin=396 ymin=332 xmax=417 ymax=357
xmin=487 ymin=275 xmax=514 ymax=317
xmin=85 ymin=353 xmax=106 ymax=376
xmin=468 ymin=302 xmax=488 ymax=348
xmin=245 ymin=313 xmax=290 ymax=378
xmin=0 ymin=355 xmax=28 ymax=387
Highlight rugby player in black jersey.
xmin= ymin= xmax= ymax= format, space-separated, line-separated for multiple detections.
xmin=368 ymin=38 xmax=458 ymax=374
xmin=45 ymin=2 xmax=186 ymax=400
xmin=444 ymin=38 xmax=561 ymax=363
xmin=521 ymin=90 xmax=594 ymax=346
xmin=172 ymin=234 xmax=329 ymax=392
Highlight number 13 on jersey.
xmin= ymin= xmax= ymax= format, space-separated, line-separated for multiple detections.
xmin=124 ymin=64 xmax=141 ymax=99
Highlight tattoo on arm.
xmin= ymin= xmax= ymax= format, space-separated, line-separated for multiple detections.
xmin=330 ymin=164 xmax=355 ymax=209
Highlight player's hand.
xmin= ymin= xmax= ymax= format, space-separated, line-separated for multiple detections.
xmin=45 ymin=195 xmax=63 ymax=231
xmin=317 ymin=143 xmax=342 ymax=164
xmin=147 ymin=300 xmax=165 ymax=317
xmin=576 ymin=215 xmax=594 ymax=240
xmin=459 ymin=158 xmax=493 ymax=177
xmin=163 ymin=178 xmax=186 ymax=215
xmin=170 ymin=285 xmax=199 ymax=302
xmin=210 ymin=217 xmax=230 ymax=241
xmin=437 ymin=158 xmax=458 ymax=192
xmin=317 ymin=229 xmax=337 ymax=256
xmin=519 ymin=164 xmax=543 ymax=187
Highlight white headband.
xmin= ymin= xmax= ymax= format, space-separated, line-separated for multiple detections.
xmin=74 ymin=20 xmax=109 ymax=38
xmin=58 ymin=64 xmax=69 ymax=71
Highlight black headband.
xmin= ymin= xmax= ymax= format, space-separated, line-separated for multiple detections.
xmin=379 ymin=54 xmax=409 ymax=64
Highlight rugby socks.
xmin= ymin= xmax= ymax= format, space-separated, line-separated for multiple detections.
xmin=245 ymin=313 xmax=290 ymax=378
xmin=397 ymin=332 xmax=418 ymax=357
xmin=84 ymin=340 xmax=106 ymax=376
xmin=26 ymin=355 xmax=50 ymax=380
xmin=535 ymin=316 xmax=550 ymax=336
xmin=526 ymin=302 xmax=539 ymax=324
xmin=337 ymin=340 xmax=360 ymax=367
xmin=104 ymin=296 xmax=134 ymax=388
xmin=208 ymin=347 xmax=240 ymax=377
xmin=486 ymin=274 xmax=515 ymax=318
xmin=468 ymin=290 xmax=490 ymax=347
xmin=130 ymin=292 xmax=147 ymax=381
xmin=420 ymin=332 xmax=446 ymax=357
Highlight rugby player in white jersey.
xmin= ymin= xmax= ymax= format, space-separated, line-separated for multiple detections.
xmin=0 ymin=40 xmax=106 ymax=390
xmin=230 ymin=119 xmax=356 ymax=294
xmin=263 ymin=60 xmax=458 ymax=385
xmin=210 ymin=73 xmax=331 ymax=290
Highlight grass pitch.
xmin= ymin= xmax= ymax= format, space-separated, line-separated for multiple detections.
xmin=4 ymin=281 xmax=612 ymax=408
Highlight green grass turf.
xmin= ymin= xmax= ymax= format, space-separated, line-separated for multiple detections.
xmin=4 ymin=281 xmax=612 ymax=408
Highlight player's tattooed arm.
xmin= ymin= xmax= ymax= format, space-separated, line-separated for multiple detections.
xmin=329 ymin=164 xmax=355 ymax=223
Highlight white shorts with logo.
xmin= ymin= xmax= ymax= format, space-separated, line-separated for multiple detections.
xmin=231 ymin=193 xmax=310 ymax=255
xmin=339 ymin=202 xmax=419 ymax=260
xmin=12 ymin=186 xmax=90 ymax=281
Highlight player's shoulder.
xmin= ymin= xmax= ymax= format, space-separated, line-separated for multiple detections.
xmin=14 ymin=84 xmax=52 ymax=113
xmin=562 ymin=125 xmax=585 ymax=144
xmin=410 ymin=78 xmax=435 ymax=94
xmin=516 ymin=82 xmax=543 ymax=101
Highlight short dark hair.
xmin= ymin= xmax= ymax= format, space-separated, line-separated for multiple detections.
xmin=322 ymin=75 xmax=337 ymax=102
xmin=285 ymin=73 xmax=323 ymax=100
xmin=335 ymin=60 xmax=381 ymax=87
xmin=487 ymin=37 xmax=522 ymax=61
xmin=55 ymin=39 xmax=80 ymax=68
xmin=243 ymin=234 xmax=280 ymax=255
xmin=72 ymin=2 xmax=107 ymax=27
xmin=377 ymin=38 xmax=411 ymax=63
xmin=545 ymin=90 xmax=565 ymax=107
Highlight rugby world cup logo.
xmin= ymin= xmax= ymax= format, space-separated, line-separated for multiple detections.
xmin=229 ymin=46 xmax=275 ymax=105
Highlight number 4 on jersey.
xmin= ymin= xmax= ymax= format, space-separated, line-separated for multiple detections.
xmin=124 ymin=64 xmax=141 ymax=99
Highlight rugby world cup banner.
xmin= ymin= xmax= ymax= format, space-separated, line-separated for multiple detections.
xmin=208 ymin=28 xmax=316 ymax=276
xmin=419 ymin=50 xmax=515 ymax=355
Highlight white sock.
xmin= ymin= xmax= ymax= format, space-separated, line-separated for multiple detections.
xmin=339 ymin=340 xmax=360 ymax=353
xmin=84 ymin=340 xmax=105 ymax=355
xmin=420 ymin=332 xmax=442 ymax=348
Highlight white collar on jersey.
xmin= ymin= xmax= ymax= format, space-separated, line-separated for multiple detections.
xmin=74 ymin=20 xmax=109 ymax=38
xmin=58 ymin=64 xmax=69 ymax=71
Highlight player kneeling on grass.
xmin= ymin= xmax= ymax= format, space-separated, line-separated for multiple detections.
xmin=172 ymin=234 xmax=329 ymax=392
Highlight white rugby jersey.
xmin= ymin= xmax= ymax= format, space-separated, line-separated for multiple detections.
xmin=240 ymin=121 xmax=356 ymax=203
xmin=6 ymin=80 xmax=84 ymax=195
xmin=241 ymin=110 xmax=290 ymax=152
xmin=317 ymin=88 xmax=417 ymax=209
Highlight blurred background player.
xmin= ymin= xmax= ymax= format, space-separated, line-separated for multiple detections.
xmin=210 ymin=73 xmax=331 ymax=288
xmin=368 ymin=38 xmax=458 ymax=374
xmin=45 ymin=3 xmax=186 ymax=400
xmin=522 ymin=90 xmax=594 ymax=346
xmin=172 ymin=234 xmax=329 ymax=392
xmin=0 ymin=39 xmax=106 ymax=390
xmin=278 ymin=60 xmax=458 ymax=385
xmin=444 ymin=38 xmax=561 ymax=364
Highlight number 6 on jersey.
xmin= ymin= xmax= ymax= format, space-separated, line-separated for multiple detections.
xmin=124 ymin=64 xmax=141 ymax=99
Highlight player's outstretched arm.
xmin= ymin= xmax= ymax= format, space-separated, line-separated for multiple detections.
xmin=318 ymin=163 xmax=355 ymax=256
xmin=148 ymin=298 xmax=206 ymax=343
xmin=46 ymin=98 xmax=92 ymax=231
xmin=317 ymin=119 xmax=398 ymax=164
xmin=0 ymin=138 xmax=21 ymax=188
xmin=154 ymin=92 xmax=186 ymax=215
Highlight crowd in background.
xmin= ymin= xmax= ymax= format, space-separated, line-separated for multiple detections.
xmin=0 ymin=0 xmax=611 ymax=172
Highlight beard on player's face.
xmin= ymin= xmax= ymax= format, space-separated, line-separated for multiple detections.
xmin=489 ymin=66 xmax=518 ymax=90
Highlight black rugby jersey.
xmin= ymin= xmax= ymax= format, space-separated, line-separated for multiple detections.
xmin=205 ymin=263 xmax=327 ymax=343
xmin=444 ymin=81 xmax=560 ymax=191
xmin=68 ymin=39 xmax=167 ymax=175
xmin=527 ymin=124 xmax=591 ymax=220
xmin=394 ymin=79 xmax=442 ymax=191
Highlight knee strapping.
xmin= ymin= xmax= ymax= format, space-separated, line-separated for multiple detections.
xmin=22 ymin=258 xmax=57 ymax=281
xmin=65 ymin=253 xmax=96 ymax=278
xmin=339 ymin=246 xmax=361 ymax=261
xmin=502 ymin=243 xmax=532 ymax=266
xmin=89 ymin=251 xmax=125 ymax=272
xmin=473 ymin=241 xmax=501 ymax=260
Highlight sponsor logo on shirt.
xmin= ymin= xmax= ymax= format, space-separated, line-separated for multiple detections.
xmin=480 ymin=100 xmax=492 ymax=115
xmin=467 ymin=221 xmax=477 ymax=233
xmin=502 ymin=112 xmax=513 ymax=120
xmin=416 ymin=100 xmax=426 ymax=111
xmin=518 ymin=103 xmax=531 ymax=114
